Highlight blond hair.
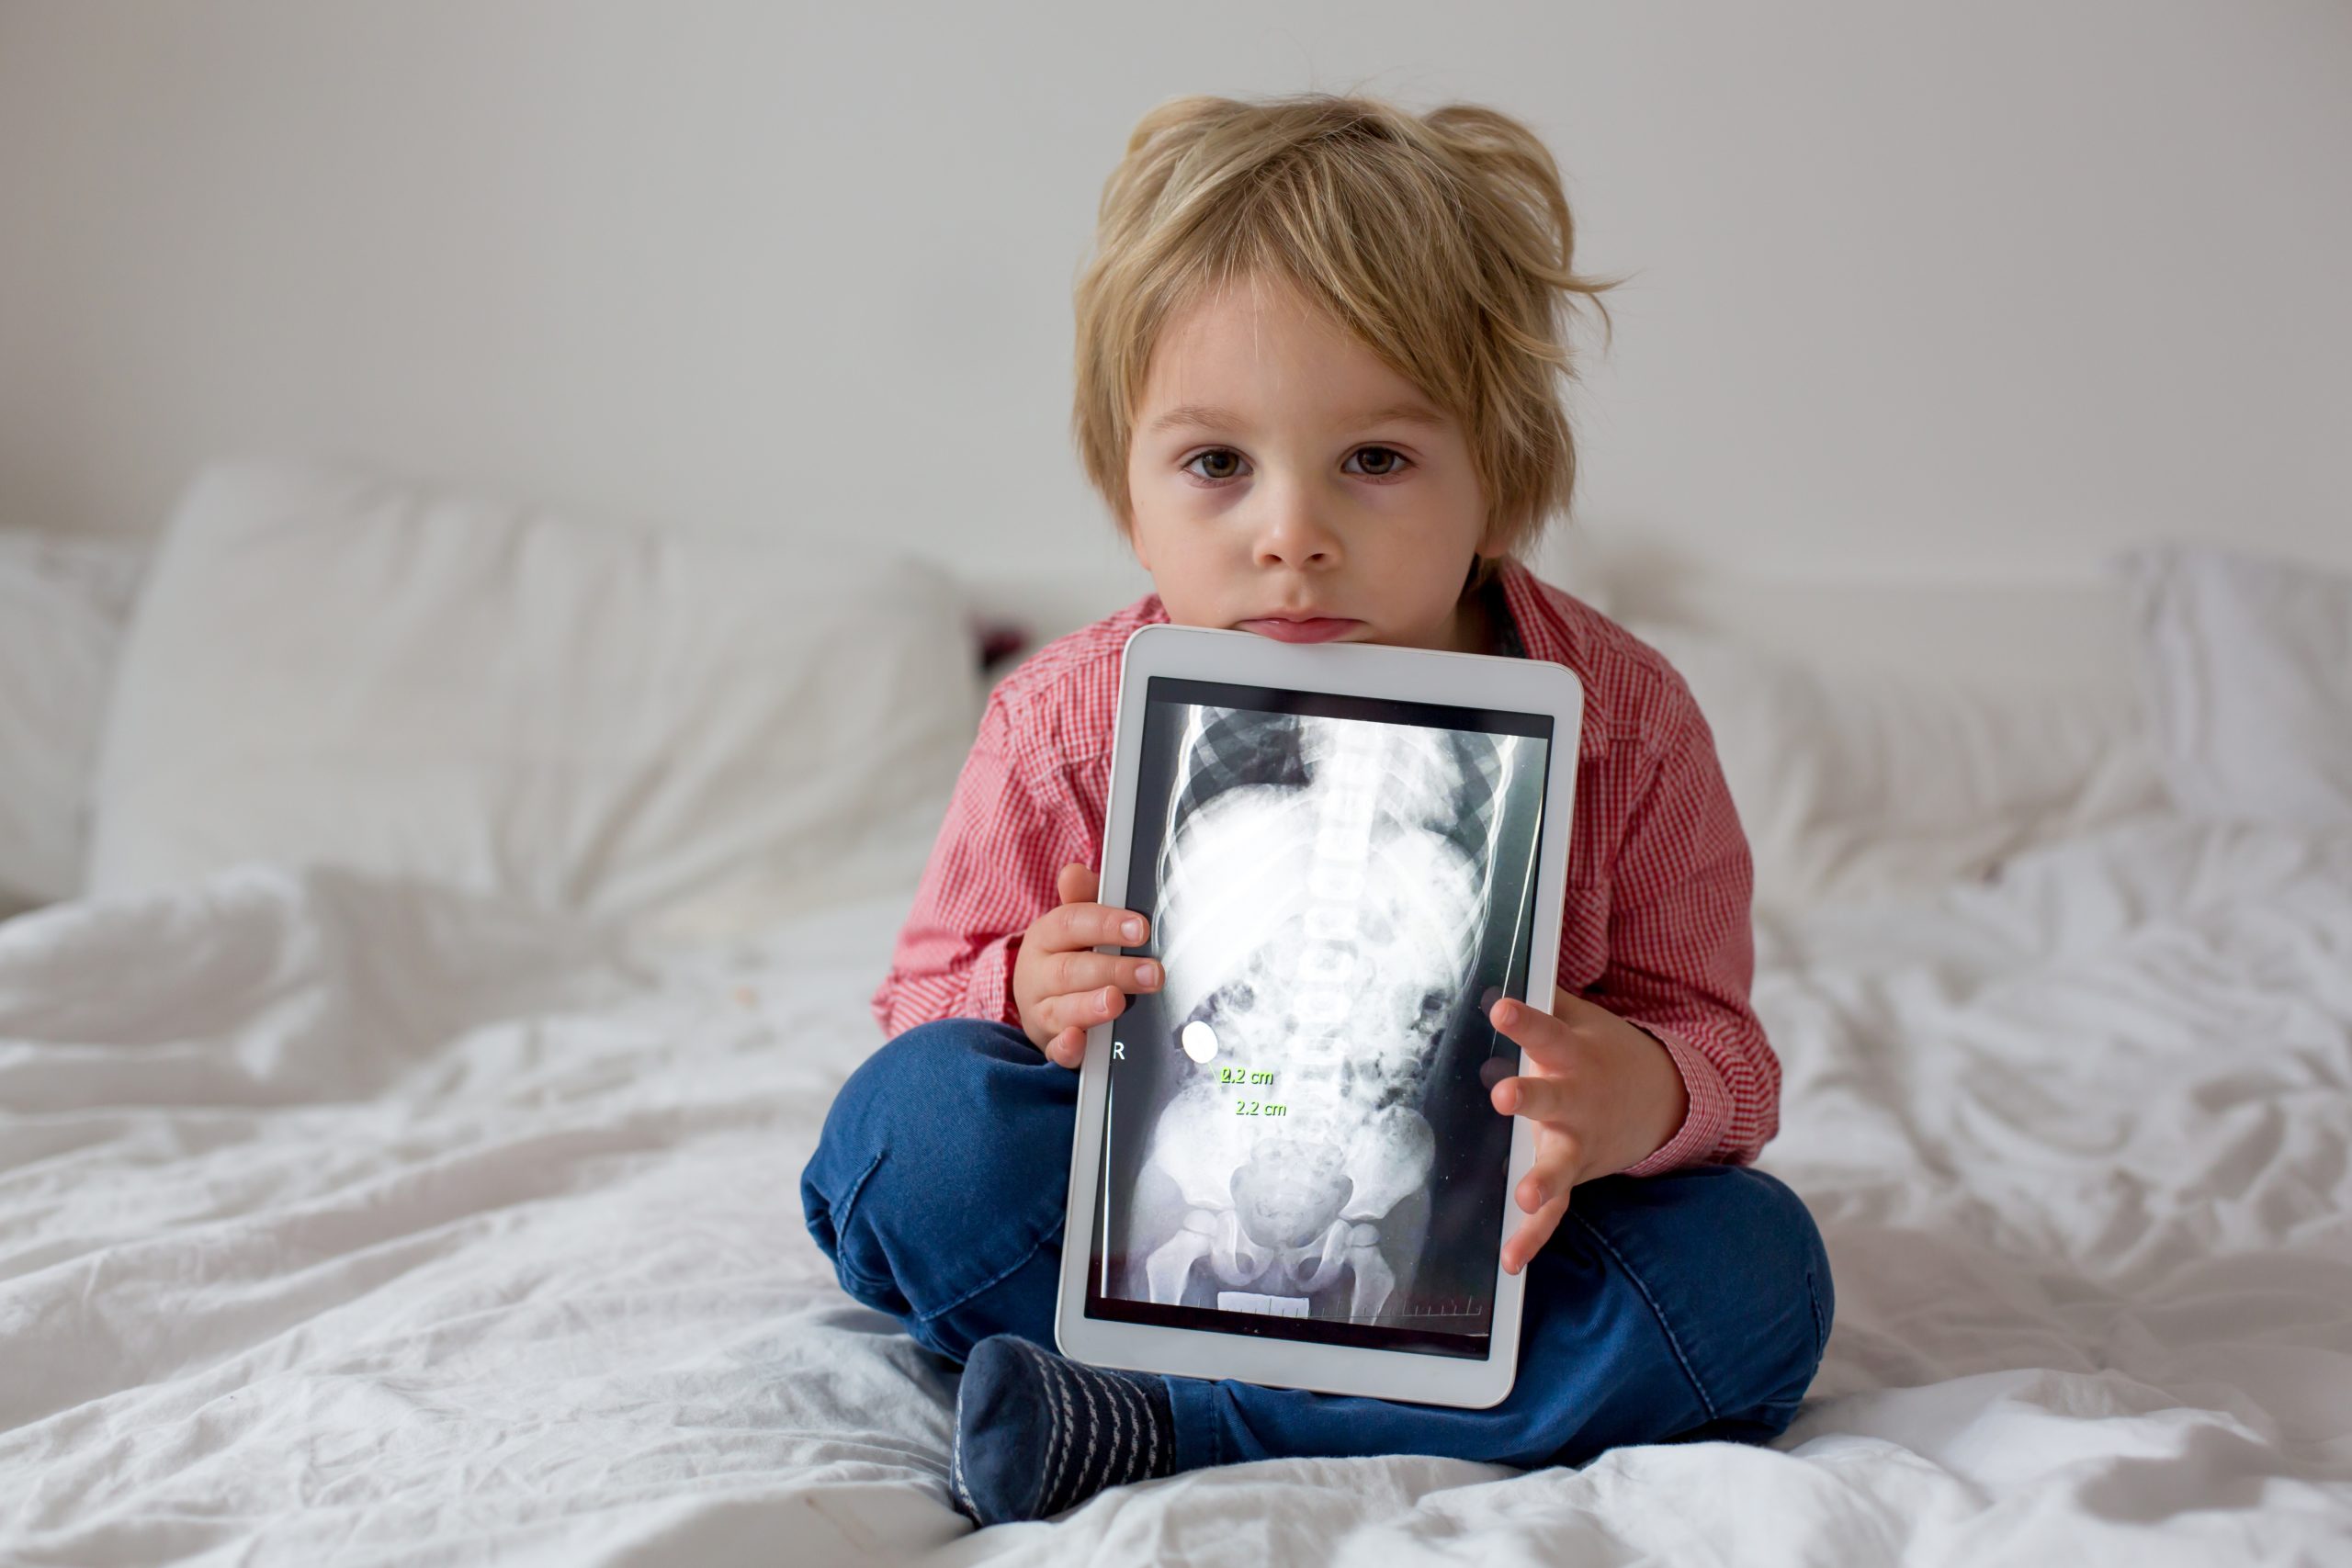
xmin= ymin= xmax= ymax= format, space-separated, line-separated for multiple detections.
xmin=1072 ymin=92 xmax=1627 ymax=578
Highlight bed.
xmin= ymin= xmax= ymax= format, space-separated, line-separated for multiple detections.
xmin=4 ymin=461 xmax=2348 ymax=1564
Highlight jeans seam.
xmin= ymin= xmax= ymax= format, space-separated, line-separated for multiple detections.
xmin=911 ymin=1216 xmax=1066 ymax=1325
xmin=1805 ymin=1269 xmax=1827 ymax=1359
xmin=1183 ymin=1379 xmax=1224 ymax=1469
xmin=818 ymin=1149 xmax=889 ymax=1289
xmin=1566 ymin=1207 xmax=1720 ymax=1423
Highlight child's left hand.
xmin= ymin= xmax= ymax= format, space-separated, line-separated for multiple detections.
xmin=1485 ymin=988 xmax=1691 ymax=1274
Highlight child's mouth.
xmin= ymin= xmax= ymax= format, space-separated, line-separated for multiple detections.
xmin=1238 ymin=617 xmax=1359 ymax=643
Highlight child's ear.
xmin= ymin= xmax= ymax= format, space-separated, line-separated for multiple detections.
xmin=1471 ymin=499 xmax=1508 ymax=561
xmin=1476 ymin=515 xmax=1512 ymax=561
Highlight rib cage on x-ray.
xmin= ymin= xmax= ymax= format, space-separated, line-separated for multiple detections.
xmin=1123 ymin=706 xmax=1533 ymax=1325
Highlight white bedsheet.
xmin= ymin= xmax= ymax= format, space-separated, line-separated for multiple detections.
xmin=3 ymin=813 xmax=2349 ymax=1564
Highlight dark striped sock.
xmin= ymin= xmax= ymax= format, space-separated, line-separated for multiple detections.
xmin=948 ymin=1334 xmax=1178 ymax=1525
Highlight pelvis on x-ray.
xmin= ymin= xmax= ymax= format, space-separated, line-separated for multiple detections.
xmin=1125 ymin=709 xmax=1522 ymax=1325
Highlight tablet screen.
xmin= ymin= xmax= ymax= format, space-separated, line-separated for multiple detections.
xmin=1083 ymin=675 xmax=1556 ymax=1359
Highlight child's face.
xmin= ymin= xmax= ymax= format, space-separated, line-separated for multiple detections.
xmin=1124 ymin=271 xmax=1502 ymax=654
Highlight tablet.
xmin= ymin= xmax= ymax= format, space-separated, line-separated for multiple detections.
xmin=1054 ymin=624 xmax=1585 ymax=1408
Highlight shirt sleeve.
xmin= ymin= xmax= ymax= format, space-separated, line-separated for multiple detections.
xmin=870 ymin=687 xmax=1094 ymax=1040
xmin=1592 ymin=682 xmax=1782 ymax=1175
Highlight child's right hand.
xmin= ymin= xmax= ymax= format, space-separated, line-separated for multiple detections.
xmin=1013 ymin=863 xmax=1161 ymax=1068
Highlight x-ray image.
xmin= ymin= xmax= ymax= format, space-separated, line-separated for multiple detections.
xmin=1088 ymin=678 xmax=1554 ymax=1354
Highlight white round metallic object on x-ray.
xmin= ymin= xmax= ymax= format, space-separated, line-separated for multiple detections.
xmin=1181 ymin=1021 xmax=1219 ymax=1064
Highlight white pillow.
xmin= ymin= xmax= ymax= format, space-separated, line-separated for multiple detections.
xmin=2116 ymin=543 xmax=2352 ymax=829
xmin=88 ymin=458 xmax=984 ymax=931
xmin=0 ymin=531 xmax=147 ymax=908
xmin=1624 ymin=616 xmax=2163 ymax=912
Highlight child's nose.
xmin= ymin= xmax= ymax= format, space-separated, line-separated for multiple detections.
xmin=1251 ymin=489 xmax=1343 ymax=569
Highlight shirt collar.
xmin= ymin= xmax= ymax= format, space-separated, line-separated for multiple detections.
xmin=1495 ymin=556 xmax=1574 ymax=667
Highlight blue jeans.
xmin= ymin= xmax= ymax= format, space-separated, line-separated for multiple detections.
xmin=800 ymin=1018 xmax=1833 ymax=1474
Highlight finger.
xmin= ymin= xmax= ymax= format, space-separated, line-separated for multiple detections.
xmin=1056 ymin=863 xmax=1101 ymax=906
xmin=1489 ymin=1071 xmax=1572 ymax=1124
xmin=1049 ymin=950 xmax=1162 ymax=998
xmin=1514 ymin=1135 xmax=1584 ymax=1214
xmin=1552 ymin=987 xmax=1660 ymax=1058
xmin=1488 ymin=995 xmax=1579 ymax=1071
xmin=1045 ymin=1026 xmax=1086 ymax=1068
xmin=1043 ymin=984 xmax=1128 ymax=1036
xmin=1500 ymin=1190 xmax=1571 ymax=1275
xmin=1049 ymin=901 xmax=1150 ymax=953
xmin=1548 ymin=986 xmax=1621 ymax=1032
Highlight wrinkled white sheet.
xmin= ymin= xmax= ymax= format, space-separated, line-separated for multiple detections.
xmin=3 ymin=814 xmax=2349 ymax=1564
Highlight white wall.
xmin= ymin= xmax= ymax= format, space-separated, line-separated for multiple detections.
xmin=2 ymin=0 xmax=2346 ymax=596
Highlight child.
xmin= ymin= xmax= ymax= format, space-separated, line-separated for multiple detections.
xmin=801 ymin=91 xmax=1832 ymax=1527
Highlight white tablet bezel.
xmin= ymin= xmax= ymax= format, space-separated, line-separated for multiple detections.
xmin=1053 ymin=623 xmax=1586 ymax=1409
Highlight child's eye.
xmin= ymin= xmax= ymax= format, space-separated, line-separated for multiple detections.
xmin=1181 ymin=446 xmax=1412 ymax=485
xmin=1183 ymin=449 xmax=1246 ymax=484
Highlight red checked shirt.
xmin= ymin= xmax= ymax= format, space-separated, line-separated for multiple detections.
xmin=870 ymin=557 xmax=1780 ymax=1176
